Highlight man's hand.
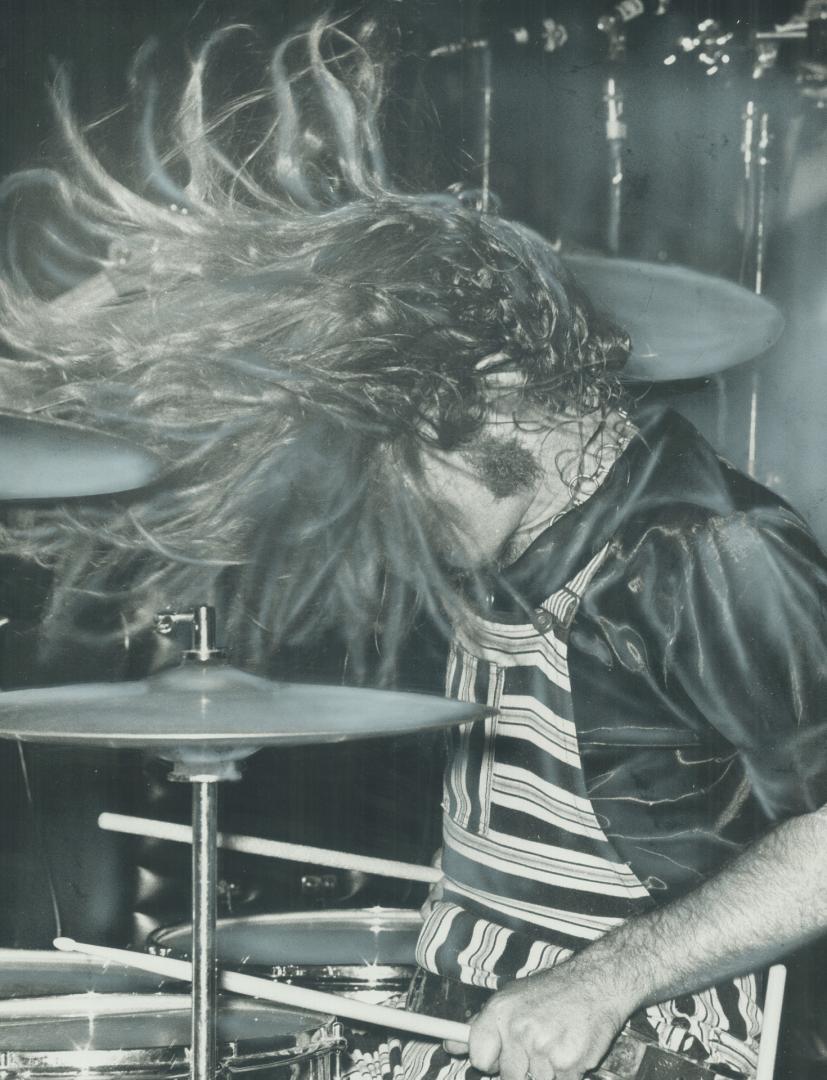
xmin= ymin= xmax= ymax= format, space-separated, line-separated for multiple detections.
xmin=443 ymin=959 xmax=628 ymax=1080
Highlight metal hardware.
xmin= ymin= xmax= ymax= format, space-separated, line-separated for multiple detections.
xmin=191 ymin=782 xmax=217 ymax=1080
xmin=301 ymin=873 xmax=339 ymax=897
xmin=154 ymin=602 xmax=225 ymax=1080
xmin=154 ymin=605 xmax=227 ymax=663
xmin=604 ymin=76 xmax=627 ymax=252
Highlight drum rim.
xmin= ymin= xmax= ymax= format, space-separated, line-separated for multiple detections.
xmin=147 ymin=908 xmax=422 ymax=978
xmin=0 ymin=1037 xmax=340 ymax=1074
xmin=148 ymin=906 xmax=423 ymax=948
xmin=0 ymin=999 xmax=340 ymax=1063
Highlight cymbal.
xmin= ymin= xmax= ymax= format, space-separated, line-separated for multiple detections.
xmin=0 ymin=664 xmax=489 ymax=768
xmin=0 ymin=413 xmax=160 ymax=499
xmin=563 ymin=254 xmax=785 ymax=382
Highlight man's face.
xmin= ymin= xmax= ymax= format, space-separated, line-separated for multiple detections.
xmin=416 ymin=433 xmax=548 ymax=569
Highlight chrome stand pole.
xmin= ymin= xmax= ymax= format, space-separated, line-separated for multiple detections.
xmin=605 ymin=73 xmax=626 ymax=254
xmin=599 ymin=17 xmax=628 ymax=255
xmin=741 ymin=102 xmax=772 ymax=478
xmin=480 ymin=44 xmax=493 ymax=213
xmin=191 ymin=779 xmax=218 ymax=1080
xmin=155 ymin=606 xmax=228 ymax=1080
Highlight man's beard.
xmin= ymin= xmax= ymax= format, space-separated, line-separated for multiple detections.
xmin=419 ymin=435 xmax=543 ymax=571
xmin=461 ymin=435 xmax=543 ymax=499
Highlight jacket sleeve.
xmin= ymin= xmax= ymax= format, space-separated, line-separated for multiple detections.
xmin=652 ymin=502 xmax=827 ymax=820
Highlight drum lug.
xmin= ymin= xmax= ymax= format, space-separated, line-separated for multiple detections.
xmin=300 ymin=872 xmax=339 ymax=897
xmin=332 ymin=1022 xmax=348 ymax=1080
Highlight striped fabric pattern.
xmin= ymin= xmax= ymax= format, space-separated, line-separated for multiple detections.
xmin=415 ymin=544 xmax=761 ymax=1076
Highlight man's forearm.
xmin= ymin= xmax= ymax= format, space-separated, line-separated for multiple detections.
xmin=450 ymin=808 xmax=827 ymax=1080
xmin=570 ymin=806 xmax=827 ymax=1012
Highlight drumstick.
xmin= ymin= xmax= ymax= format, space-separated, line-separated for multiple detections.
xmin=755 ymin=963 xmax=786 ymax=1080
xmin=0 ymin=993 xmax=191 ymax=1018
xmin=53 ymin=938 xmax=470 ymax=1047
xmin=98 ymin=812 xmax=442 ymax=885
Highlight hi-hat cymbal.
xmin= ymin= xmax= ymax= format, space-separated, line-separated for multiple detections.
xmin=0 ymin=413 xmax=160 ymax=499
xmin=0 ymin=664 xmax=489 ymax=769
xmin=563 ymin=254 xmax=785 ymax=382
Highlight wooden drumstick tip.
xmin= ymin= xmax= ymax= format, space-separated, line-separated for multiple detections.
xmin=53 ymin=937 xmax=77 ymax=951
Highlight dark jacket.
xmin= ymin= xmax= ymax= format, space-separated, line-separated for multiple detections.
xmin=483 ymin=407 xmax=827 ymax=901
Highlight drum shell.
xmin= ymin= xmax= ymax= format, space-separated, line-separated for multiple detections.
xmin=148 ymin=909 xmax=421 ymax=1006
xmin=0 ymin=993 xmax=342 ymax=1080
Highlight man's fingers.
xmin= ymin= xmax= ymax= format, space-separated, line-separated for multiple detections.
xmin=527 ymin=1058 xmax=558 ymax=1080
xmin=467 ymin=1014 xmax=503 ymax=1075
xmin=442 ymin=1040 xmax=467 ymax=1056
xmin=497 ymin=1045 xmax=530 ymax=1080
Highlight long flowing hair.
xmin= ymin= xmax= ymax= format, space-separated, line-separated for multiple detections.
xmin=0 ymin=20 xmax=629 ymax=680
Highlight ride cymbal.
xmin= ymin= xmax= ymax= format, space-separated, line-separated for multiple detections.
xmin=564 ymin=254 xmax=785 ymax=382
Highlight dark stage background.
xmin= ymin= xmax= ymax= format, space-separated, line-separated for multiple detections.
xmin=1 ymin=1 xmax=826 ymax=1076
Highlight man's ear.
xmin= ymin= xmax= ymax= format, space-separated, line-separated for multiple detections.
xmin=474 ymin=355 xmax=529 ymax=419
xmin=474 ymin=353 xmax=526 ymax=388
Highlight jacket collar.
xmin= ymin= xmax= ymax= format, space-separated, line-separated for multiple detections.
xmin=484 ymin=406 xmax=724 ymax=616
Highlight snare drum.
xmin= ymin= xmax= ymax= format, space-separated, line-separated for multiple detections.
xmin=0 ymin=993 xmax=341 ymax=1080
xmin=150 ymin=908 xmax=422 ymax=1005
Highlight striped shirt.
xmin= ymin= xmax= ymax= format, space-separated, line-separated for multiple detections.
xmin=415 ymin=545 xmax=762 ymax=1078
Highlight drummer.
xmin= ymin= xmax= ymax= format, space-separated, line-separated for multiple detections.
xmin=2 ymin=18 xmax=827 ymax=1080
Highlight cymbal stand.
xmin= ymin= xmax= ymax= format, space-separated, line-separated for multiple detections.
xmin=604 ymin=74 xmax=626 ymax=254
xmin=598 ymin=17 xmax=629 ymax=254
xmin=428 ymin=36 xmax=493 ymax=212
xmin=738 ymin=10 xmax=827 ymax=479
xmin=740 ymin=40 xmax=779 ymax=477
xmin=154 ymin=605 xmax=233 ymax=1080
